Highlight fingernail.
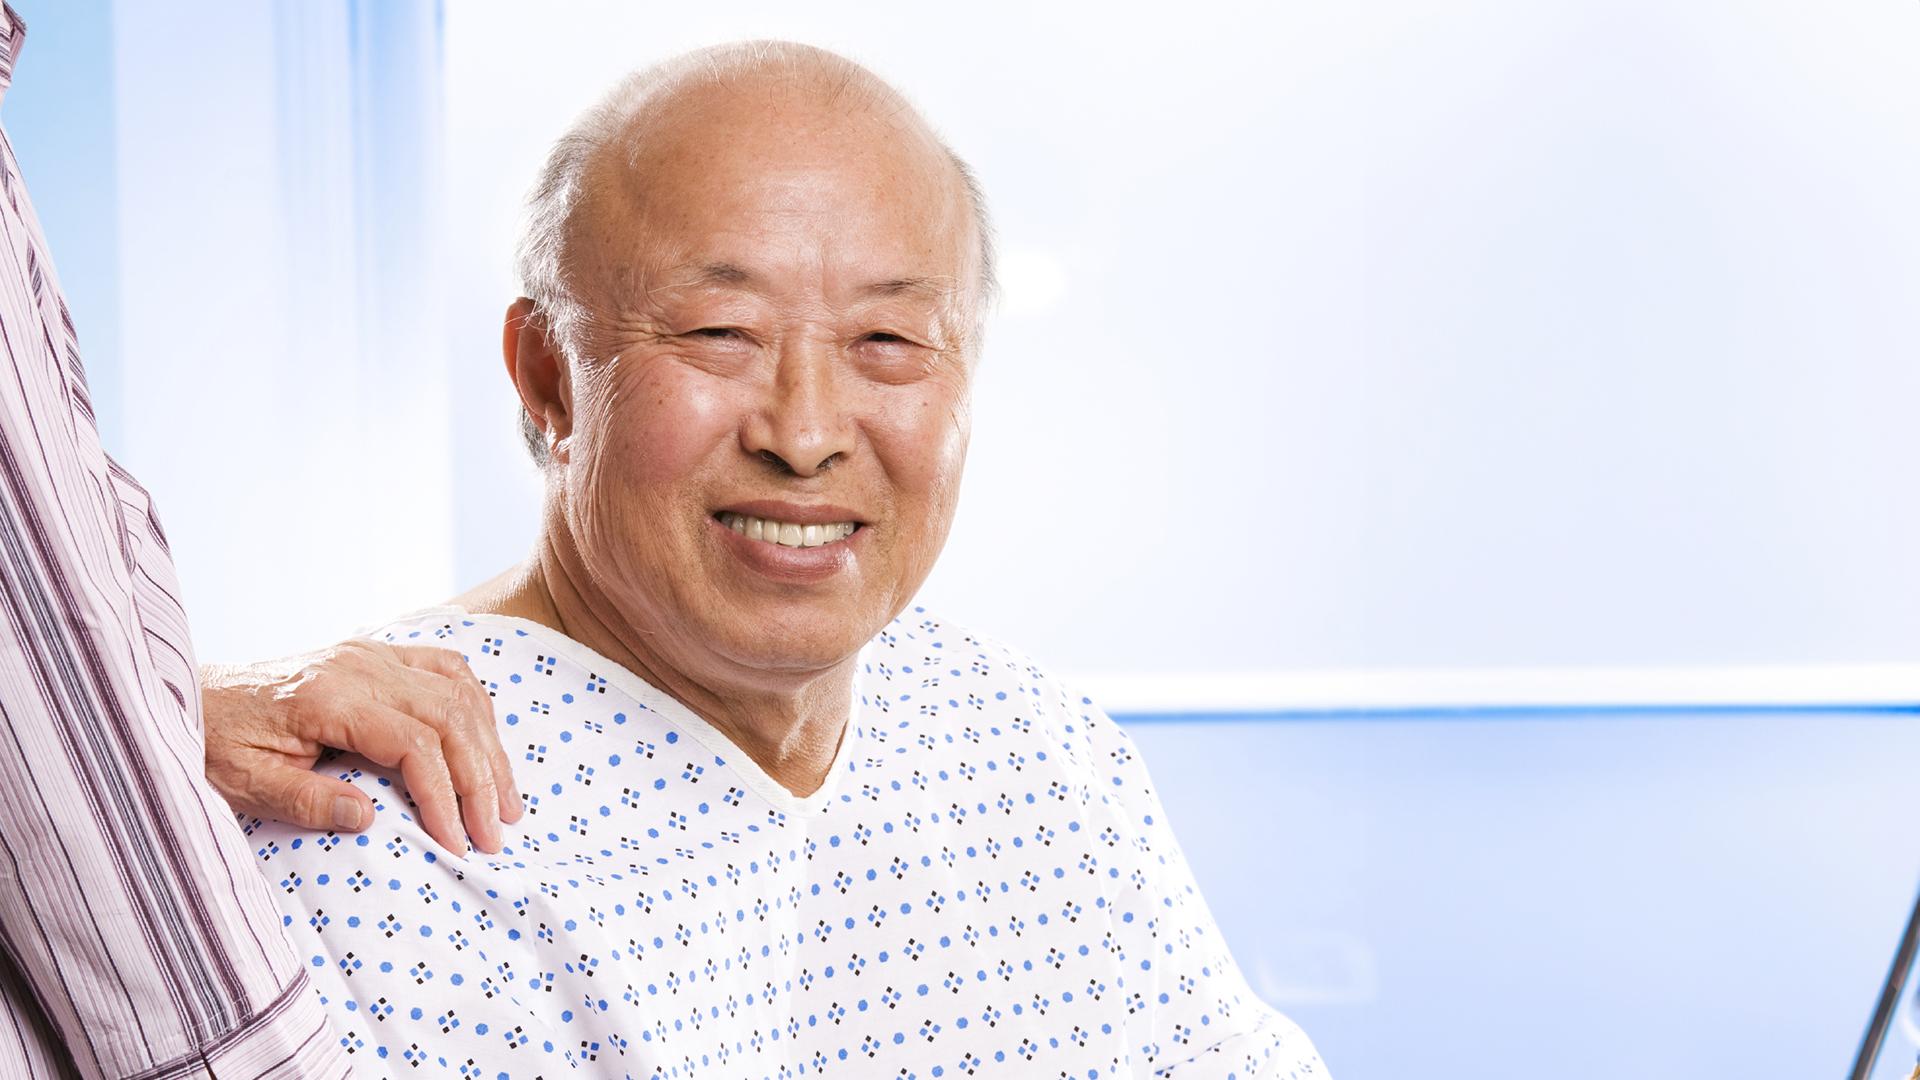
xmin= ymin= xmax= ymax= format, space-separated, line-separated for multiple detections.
xmin=332 ymin=796 xmax=364 ymax=831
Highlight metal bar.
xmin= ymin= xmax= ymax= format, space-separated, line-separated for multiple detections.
xmin=1851 ymin=879 xmax=1920 ymax=1080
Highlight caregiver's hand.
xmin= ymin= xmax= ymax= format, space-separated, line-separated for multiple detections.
xmin=201 ymin=639 xmax=523 ymax=856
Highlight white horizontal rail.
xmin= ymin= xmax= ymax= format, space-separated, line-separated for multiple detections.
xmin=1073 ymin=665 xmax=1920 ymax=715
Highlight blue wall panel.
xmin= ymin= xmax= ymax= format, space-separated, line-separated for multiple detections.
xmin=3 ymin=0 xmax=120 ymax=453
xmin=1122 ymin=711 xmax=1920 ymax=1079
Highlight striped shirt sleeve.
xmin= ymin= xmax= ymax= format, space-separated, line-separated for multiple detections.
xmin=0 ymin=8 xmax=347 ymax=1077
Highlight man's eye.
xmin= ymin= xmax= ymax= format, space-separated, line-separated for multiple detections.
xmin=864 ymin=332 xmax=911 ymax=345
xmin=691 ymin=327 xmax=740 ymax=339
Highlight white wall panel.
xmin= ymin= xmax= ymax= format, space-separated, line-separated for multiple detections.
xmin=111 ymin=0 xmax=454 ymax=661
xmin=442 ymin=0 xmax=1920 ymax=681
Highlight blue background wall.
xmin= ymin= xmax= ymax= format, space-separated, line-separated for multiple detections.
xmin=1127 ymin=709 xmax=1920 ymax=1078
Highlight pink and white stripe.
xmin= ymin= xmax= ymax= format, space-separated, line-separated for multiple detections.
xmin=0 ymin=6 xmax=344 ymax=1076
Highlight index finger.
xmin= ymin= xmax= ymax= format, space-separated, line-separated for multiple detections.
xmin=307 ymin=701 xmax=468 ymax=857
xmin=391 ymin=644 xmax=524 ymax=824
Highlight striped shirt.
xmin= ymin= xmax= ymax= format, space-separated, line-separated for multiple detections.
xmin=0 ymin=8 xmax=346 ymax=1077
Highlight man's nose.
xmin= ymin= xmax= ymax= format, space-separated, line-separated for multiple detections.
xmin=741 ymin=338 xmax=857 ymax=478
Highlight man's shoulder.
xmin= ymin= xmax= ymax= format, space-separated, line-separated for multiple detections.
xmin=360 ymin=606 xmax=480 ymax=646
xmin=360 ymin=607 xmax=568 ymax=666
xmin=864 ymin=603 xmax=999 ymax=660
xmin=860 ymin=603 xmax=1058 ymax=698
xmin=860 ymin=604 xmax=1131 ymax=752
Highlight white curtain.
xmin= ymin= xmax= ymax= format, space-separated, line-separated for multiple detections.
xmin=112 ymin=0 xmax=456 ymax=662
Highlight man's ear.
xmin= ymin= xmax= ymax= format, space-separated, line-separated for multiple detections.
xmin=503 ymin=298 xmax=575 ymax=464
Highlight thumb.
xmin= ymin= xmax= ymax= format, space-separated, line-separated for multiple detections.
xmin=239 ymin=760 xmax=374 ymax=833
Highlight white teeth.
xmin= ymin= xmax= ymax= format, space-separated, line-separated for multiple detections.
xmin=716 ymin=512 xmax=858 ymax=549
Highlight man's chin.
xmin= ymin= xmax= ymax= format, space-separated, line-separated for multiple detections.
xmin=703 ymin=604 xmax=878 ymax=680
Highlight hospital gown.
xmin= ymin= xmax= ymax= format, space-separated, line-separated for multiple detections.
xmin=247 ymin=606 xmax=1326 ymax=1079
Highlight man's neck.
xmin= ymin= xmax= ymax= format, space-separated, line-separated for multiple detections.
xmin=451 ymin=546 xmax=854 ymax=799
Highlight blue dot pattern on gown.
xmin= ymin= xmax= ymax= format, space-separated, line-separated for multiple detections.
xmin=246 ymin=606 xmax=1326 ymax=1079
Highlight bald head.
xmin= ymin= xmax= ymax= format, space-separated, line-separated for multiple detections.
xmin=515 ymin=43 xmax=995 ymax=459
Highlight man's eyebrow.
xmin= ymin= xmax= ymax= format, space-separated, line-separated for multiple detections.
xmin=861 ymin=276 xmax=954 ymax=299
xmin=649 ymin=265 xmax=957 ymax=300
xmin=651 ymin=261 xmax=758 ymax=294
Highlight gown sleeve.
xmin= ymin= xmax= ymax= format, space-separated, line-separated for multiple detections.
xmin=1062 ymin=686 xmax=1329 ymax=1079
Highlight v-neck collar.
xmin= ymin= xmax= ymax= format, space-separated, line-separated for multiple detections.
xmin=407 ymin=606 xmax=862 ymax=817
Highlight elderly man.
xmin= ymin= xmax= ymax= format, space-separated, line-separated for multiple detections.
xmin=249 ymin=41 xmax=1325 ymax=1078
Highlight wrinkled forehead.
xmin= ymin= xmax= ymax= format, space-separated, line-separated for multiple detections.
xmin=567 ymin=81 xmax=978 ymax=312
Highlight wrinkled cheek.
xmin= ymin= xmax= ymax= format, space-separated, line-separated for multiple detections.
xmin=564 ymin=363 xmax=749 ymax=576
xmin=595 ymin=364 xmax=744 ymax=487
xmin=917 ymin=391 xmax=973 ymax=506
xmin=878 ymin=391 xmax=973 ymax=561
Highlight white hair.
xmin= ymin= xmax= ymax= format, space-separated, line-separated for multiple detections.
xmin=512 ymin=41 xmax=997 ymax=463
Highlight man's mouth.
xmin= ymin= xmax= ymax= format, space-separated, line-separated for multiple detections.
xmin=715 ymin=511 xmax=860 ymax=549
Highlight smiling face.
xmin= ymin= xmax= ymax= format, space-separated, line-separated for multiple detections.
xmin=517 ymin=72 xmax=980 ymax=690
